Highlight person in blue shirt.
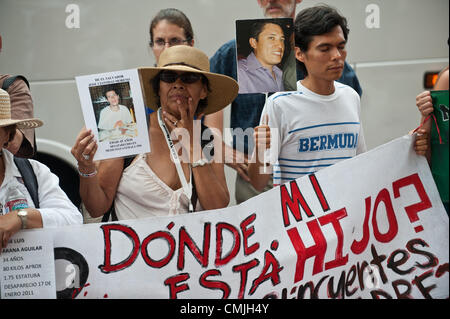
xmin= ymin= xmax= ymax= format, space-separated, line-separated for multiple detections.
xmin=210 ymin=0 xmax=362 ymax=204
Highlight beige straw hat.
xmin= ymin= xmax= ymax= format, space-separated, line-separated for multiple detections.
xmin=0 ymin=88 xmax=43 ymax=128
xmin=139 ymin=45 xmax=239 ymax=115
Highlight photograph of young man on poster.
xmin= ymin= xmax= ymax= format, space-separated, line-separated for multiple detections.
xmin=89 ymin=83 xmax=138 ymax=142
xmin=236 ymin=18 xmax=296 ymax=94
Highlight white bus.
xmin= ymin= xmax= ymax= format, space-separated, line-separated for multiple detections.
xmin=0 ymin=0 xmax=448 ymax=208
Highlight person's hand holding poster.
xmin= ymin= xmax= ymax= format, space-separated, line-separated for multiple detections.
xmin=75 ymin=69 xmax=150 ymax=161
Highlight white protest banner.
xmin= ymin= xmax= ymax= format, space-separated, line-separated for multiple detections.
xmin=4 ymin=135 xmax=447 ymax=299
xmin=49 ymin=135 xmax=448 ymax=299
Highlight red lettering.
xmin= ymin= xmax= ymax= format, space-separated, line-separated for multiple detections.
xmin=287 ymin=219 xmax=327 ymax=283
xmin=240 ymin=214 xmax=259 ymax=256
xmin=141 ymin=231 xmax=175 ymax=268
xmin=393 ymin=173 xmax=432 ymax=233
xmin=164 ymin=273 xmax=190 ymax=299
xmin=372 ymin=188 xmax=398 ymax=243
xmin=99 ymin=224 xmax=140 ymax=273
xmin=309 ymin=174 xmax=330 ymax=212
xmin=177 ymin=223 xmax=211 ymax=270
xmin=351 ymin=197 xmax=371 ymax=254
xmin=249 ymin=250 xmax=284 ymax=295
xmin=280 ymin=181 xmax=314 ymax=227
xmin=319 ymin=208 xmax=349 ymax=270
xmin=215 ymin=223 xmax=241 ymax=267
xmin=199 ymin=270 xmax=231 ymax=299
xmin=232 ymin=259 xmax=259 ymax=299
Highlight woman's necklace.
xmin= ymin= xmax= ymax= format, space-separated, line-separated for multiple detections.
xmin=157 ymin=108 xmax=194 ymax=213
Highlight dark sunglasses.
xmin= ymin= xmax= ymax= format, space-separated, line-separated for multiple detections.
xmin=159 ymin=71 xmax=203 ymax=84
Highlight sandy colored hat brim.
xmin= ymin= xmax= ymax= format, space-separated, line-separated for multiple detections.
xmin=137 ymin=45 xmax=238 ymax=115
xmin=0 ymin=118 xmax=43 ymax=129
xmin=139 ymin=67 xmax=238 ymax=115
xmin=0 ymin=88 xmax=44 ymax=129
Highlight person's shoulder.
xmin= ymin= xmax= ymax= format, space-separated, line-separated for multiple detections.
xmin=0 ymin=74 xmax=30 ymax=94
xmin=268 ymin=90 xmax=304 ymax=107
xmin=434 ymin=66 xmax=449 ymax=90
xmin=237 ymin=56 xmax=249 ymax=71
xmin=27 ymin=156 xmax=52 ymax=178
xmin=216 ymin=39 xmax=236 ymax=53
xmin=211 ymin=40 xmax=235 ymax=60
xmin=343 ymin=61 xmax=356 ymax=75
xmin=335 ymin=81 xmax=359 ymax=97
xmin=340 ymin=62 xmax=362 ymax=96
xmin=334 ymin=82 xmax=361 ymax=108
xmin=210 ymin=39 xmax=237 ymax=75
xmin=0 ymin=74 xmax=10 ymax=84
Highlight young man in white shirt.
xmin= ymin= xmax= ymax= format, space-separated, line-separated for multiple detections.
xmin=249 ymin=5 xmax=366 ymax=190
xmin=97 ymin=88 xmax=134 ymax=139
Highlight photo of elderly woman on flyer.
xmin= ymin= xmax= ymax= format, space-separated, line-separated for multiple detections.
xmin=71 ymin=45 xmax=238 ymax=221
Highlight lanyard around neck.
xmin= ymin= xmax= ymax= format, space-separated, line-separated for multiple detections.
xmin=157 ymin=108 xmax=194 ymax=213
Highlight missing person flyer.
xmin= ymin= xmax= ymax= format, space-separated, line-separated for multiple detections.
xmin=76 ymin=69 xmax=150 ymax=161
xmin=0 ymin=230 xmax=56 ymax=299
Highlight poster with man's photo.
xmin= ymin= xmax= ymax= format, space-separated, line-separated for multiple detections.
xmin=76 ymin=69 xmax=150 ymax=161
xmin=236 ymin=18 xmax=297 ymax=94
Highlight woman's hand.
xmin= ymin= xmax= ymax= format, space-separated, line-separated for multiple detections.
xmin=163 ymin=98 xmax=201 ymax=163
xmin=0 ymin=212 xmax=22 ymax=251
xmin=71 ymin=127 xmax=98 ymax=174
xmin=0 ymin=209 xmax=42 ymax=251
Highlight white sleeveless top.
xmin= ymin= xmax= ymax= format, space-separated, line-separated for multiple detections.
xmin=114 ymin=154 xmax=192 ymax=220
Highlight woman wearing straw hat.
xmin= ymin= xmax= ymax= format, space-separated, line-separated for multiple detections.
xmin=72 ymin=45 xmax=238 ymax=220
xmin=0 ymin=89 xmax=82 ymax=250
xmin=148 ymin=9 xmax=248 ymax=191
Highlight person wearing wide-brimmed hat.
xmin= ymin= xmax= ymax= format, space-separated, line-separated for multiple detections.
xmin=0 ymin=89 xmax=82 ymax=250
xmin=72 ymin=45 xmax=238 ymax=220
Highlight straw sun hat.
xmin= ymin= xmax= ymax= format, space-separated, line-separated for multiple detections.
xmin=139 ymin=45 xmax=239 ymax=115
xmin=0 ymin=88 xmax=43 ymax=129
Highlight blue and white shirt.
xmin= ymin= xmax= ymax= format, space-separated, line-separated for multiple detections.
xmin=260 ymin=81 xmax=366 ymax=186
xmin=209 ymin=39 xmax=362 ymax=155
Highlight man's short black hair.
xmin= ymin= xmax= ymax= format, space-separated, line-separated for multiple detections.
xmin=249 ymin=20 xmax=283 ymax=42
xmin=294 ymin=5 xmax=349 ymax=75
xmin=103 ymin=87 xmax=119 ymax=99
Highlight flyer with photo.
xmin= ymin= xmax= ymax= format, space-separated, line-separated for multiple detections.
xmin=236 ymin=18 xmax=296 ymax=94
xmin=75 ymin=69 xmax=150 ymax=161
